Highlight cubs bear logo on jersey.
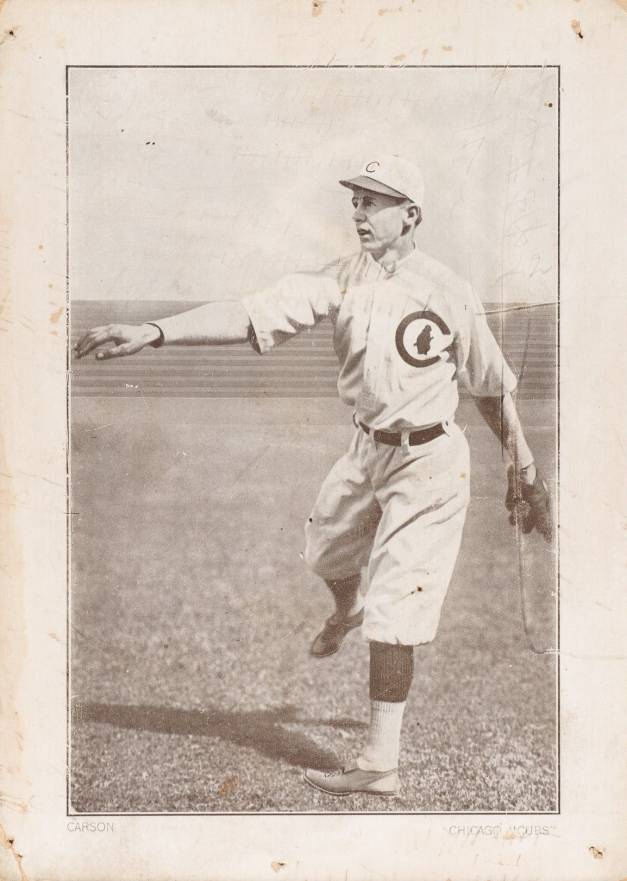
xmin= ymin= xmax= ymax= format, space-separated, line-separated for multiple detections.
xmin=394 ymin=310 xmax=452 ymax=368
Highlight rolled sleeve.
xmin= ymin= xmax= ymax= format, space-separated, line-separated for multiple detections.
xmin=242 ymin=271 xmax=341 ymax=355
xmin=456 ymin=288 xmax=518 ymax=397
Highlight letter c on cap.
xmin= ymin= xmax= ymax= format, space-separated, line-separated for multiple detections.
xmin=365 ymin=161 xmax=380 ymax=173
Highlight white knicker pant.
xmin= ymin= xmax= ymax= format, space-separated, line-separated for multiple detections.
xmin=304 ymin=422 xmax=470 ymax=646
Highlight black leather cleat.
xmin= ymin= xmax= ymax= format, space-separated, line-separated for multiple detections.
xmin=310 ymin=608 xmax=364 ymax=658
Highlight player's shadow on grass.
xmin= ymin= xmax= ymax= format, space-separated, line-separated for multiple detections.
xmin=74 ymin=702 xmax=365 ymax=770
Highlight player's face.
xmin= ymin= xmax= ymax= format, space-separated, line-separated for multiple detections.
xmin=351 ymin=188 xmax=410 ymax=257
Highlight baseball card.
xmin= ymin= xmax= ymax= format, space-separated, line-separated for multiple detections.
xmin=1 ymin=2 xmax=625 ymax=880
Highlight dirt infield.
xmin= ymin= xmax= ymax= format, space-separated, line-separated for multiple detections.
xmin=70 ymin=396 xmax=557 ymax=814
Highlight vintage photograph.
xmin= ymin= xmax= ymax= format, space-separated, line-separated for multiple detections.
xmin=68 ymin=65 xmax=558 ymax=814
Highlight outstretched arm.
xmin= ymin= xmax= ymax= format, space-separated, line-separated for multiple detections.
xmin=475 ymin=392 xmax=552 ymax=541
xmin=74 ymin=301 xmax=250 ymax=360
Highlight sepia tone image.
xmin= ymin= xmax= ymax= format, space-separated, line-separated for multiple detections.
xmin=68 ymin=65 xmax=558 ymax=814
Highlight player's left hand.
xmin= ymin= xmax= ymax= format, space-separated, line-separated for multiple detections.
xmin=505 ymin=465 xmax=553 ymax=542
xmin=73 ymin=323 xmax=160 ymax=360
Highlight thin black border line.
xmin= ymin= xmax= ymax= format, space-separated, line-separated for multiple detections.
xmin=67 ymin=810 xmax=560 ymax=818
xmin=65 ymin=63 xmax=561 ymax=818
xmin=556 ymin=63 xmax=561 ymax=816
xmin=65 ymin=63 xmax=71 ymax=817
xmin=66 ymin=64 xmax=559 ymax=69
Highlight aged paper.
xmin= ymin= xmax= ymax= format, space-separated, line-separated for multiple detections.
xmin=1 ymin=1 xmax=626 ymax=879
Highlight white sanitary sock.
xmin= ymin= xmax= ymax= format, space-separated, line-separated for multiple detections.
xmin=356 ymin=700 xmax=406 ymax=771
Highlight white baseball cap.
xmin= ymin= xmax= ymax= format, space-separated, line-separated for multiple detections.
xmin=339 ymin=154 xmax=425 ymax=206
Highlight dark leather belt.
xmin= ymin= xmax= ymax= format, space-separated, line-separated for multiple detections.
xmin=358 ymin=420 xmax=446 ymax=447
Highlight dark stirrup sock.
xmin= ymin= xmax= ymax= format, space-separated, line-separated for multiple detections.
xmin=325 ymin=574 xmax=362 ymax=618
xmin=369 ymin=640 xmax=414 ymax=702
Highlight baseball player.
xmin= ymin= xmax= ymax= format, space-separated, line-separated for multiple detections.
xmin=74 ymin=155 xmax=552 ymax=797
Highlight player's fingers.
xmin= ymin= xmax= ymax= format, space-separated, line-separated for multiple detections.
xmin=74 ymin=326 xmax=116 ymax=358
xmin=530 ymin=493 xmax=552 ymax=541
xmin=505 ymin=470 xmax=515 ymax=510
xmin=522 ymin=512 xmax=535 ymax=534
xmin=524 ymin=500 xmax=552 ymax=541
xmin=505 ymin=484 xmax=524 ymax=512
xmin=505 ymin=488 xmax=519 ymax=511
xmin=539 ymin=510 xmax=553 ymax=542
xmin=95 ymin=342 xmax=135 ymax=360
xmin=73 ymin=334 xmax=95 ymax=358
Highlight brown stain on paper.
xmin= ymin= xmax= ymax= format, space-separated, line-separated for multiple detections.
xmin=570 ymin=18 xmax=584 ymax=38
xmin=588 ymin=845 xmax=604 ymax=859
xmin=0 ymin=26 xmax=17 ymax=47
xmin=0 ymin=823 xmax=28 ymax=881
xmin=312 ymin=0 xmax=324 ymax=15
xmin=0 ymin=793 xmax=29 ymax=813
xmin=271 ymin=861 xmax=287 ymax=873
xmin=0 ymin=385 xmax=28 ymax=878
xmin=217 ymin=775 xmax=239 ymax=797
xmin=49 ymin=306 xmax=64 ymax=325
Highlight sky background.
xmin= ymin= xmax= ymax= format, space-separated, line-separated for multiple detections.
xmin=69 ymin=66 xmax=557 ymax=303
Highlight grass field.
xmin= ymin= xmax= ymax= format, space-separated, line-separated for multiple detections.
xmin=69 ymin=394 xmax=557 ymax=815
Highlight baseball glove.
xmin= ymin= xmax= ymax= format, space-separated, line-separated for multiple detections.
xmin=505 ymin=465 xmax=553 ymax=542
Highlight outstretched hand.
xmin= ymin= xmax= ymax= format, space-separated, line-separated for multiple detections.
xmin=505 ymin=465 xmax=553 ymax=542
xmin=73 ymin=323 xmax=161 ymax=360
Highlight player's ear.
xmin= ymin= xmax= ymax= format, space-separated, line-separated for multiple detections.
xmin=402 ymin=202 xmax=421 ymax=233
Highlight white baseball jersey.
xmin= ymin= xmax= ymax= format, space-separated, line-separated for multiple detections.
xmin=243 ymin=247 xmax=517 ymax=431
xmin=243 ymin=247 xmax=517 ymax=645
